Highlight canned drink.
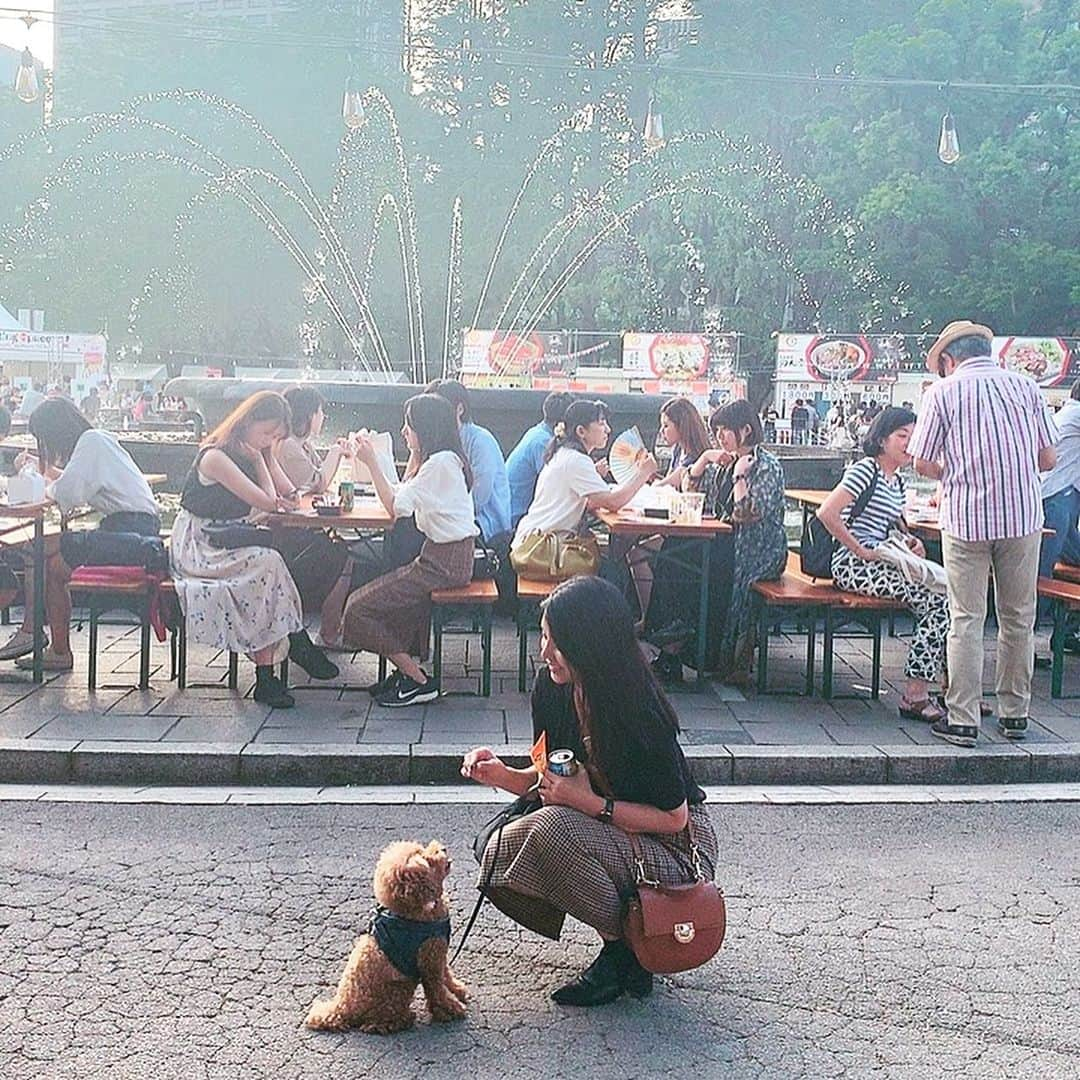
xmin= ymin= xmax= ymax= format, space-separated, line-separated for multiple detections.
xmin=338 ymin=480 xmax=355 ymax=513
xmin=548 ymin=749 xmax=579 ymax=776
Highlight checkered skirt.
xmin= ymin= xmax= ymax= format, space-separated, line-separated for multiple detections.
xmin=478 ymin=802 xmax=717 ymax=940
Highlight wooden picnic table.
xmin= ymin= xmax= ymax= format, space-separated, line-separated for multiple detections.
xmin=595 ymin=506 xmax=732 ymax=686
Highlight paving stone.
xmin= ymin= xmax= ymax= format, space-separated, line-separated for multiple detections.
xmin=71 ymin=741 xmax=239 ymax=785
xmin=0 ymin=738 xmax=75 ymax=782
xmin=161 ymin=717 xmax=266 ymax=743
xmin=885 ymin=743 xmax=1032 ymax=785
xmin=410 ymin=745 xmax=475 ymax=784
xmin=422 ymin=709 xmax=505 ymax=733
xmin=34 ymin=714 xmax=177 ymax=741
xmin=1024 ymin=742 xmax=1080 ymax=782
xmin=821 ymin=723 xmax=916 ymax=746
xmin=740 ymin=721 xmax=836 ymax=746
xmin=239 ymin=743 xmax=408 ymax=785
xmin=359 ymin=721 xmax=422 ymax=744
xmin=253 ymin=727 xmax=361 ymax=745
xmin=0 ymin=713 xmax=51 ymax=738
xmin=681 ymin=745 xmax=734 ymax=783
xmin=730 ymin=744 xmax=887 ymax=785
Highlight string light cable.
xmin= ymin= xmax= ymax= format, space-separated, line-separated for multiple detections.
xmin=1 ymin=5 xmax=1077 ymax=99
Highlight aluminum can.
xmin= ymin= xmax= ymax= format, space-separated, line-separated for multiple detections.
xmin=548 ymin=749 xmax=579 ymax=776
xmin=338 ymin=480 xmax=355 ymax=513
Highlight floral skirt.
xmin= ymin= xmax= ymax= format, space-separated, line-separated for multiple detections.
xmin=169 ymin=510 xmax=303 ymax=662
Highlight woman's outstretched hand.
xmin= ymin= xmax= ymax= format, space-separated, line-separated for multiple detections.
xmin=538 ymin=766 xmax=595 ymax=813
xmin=461 ymin=746 xmax=505 ymax=788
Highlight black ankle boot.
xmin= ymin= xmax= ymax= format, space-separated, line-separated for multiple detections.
xmin=288 ymin=630 xmax=339 ymax=681
xmin=551 ymin=940 xmax=629 ymax=1007
xmin=621 ymin=946 xmax=654 ymax=999
xmin=253 ymin=666 xmax=295 ymax=708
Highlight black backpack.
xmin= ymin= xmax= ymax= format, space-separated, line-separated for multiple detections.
xmin=800 ymin=464 xmax=879 ymax=579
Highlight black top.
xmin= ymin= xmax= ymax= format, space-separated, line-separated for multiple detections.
xmin=531 ymin=667 xmax=705 ymax=810
xmin=179 ymin=447 xmax=259 ymax=520
xmin=368 ymin=905 xmax=451 ymax=981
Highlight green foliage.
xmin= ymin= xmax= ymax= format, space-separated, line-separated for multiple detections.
xmin=0 ymin=0 xmax=1075 ymax=378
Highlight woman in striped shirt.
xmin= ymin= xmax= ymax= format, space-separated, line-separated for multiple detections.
xmin=817 ymin=407 xmax=950 ymax=722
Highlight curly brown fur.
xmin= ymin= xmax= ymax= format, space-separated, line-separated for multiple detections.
xmin=304 ymin=840 xmax=468 ymax=1035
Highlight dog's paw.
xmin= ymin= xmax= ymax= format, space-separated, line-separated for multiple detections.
xmin=447 ymin=977 xmax=469 ymax=1003
xmin=304 ymin=1001 xmax=346 ymax=1031
xmin=430 ymin=997 xmax=467 ymax=1023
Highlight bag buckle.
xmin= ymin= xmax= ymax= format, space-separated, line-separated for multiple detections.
xmin=635 ymin=858 xmax=660 ymax=888
xmin=674 ymin=922 xmax=696 ymax=944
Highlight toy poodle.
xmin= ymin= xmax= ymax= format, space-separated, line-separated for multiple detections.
xmin=304 ymin=839 xmax=468 ymax=1034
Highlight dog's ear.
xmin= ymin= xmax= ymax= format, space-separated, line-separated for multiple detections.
xmin=394 ymin=850 xmax=439 ymax=914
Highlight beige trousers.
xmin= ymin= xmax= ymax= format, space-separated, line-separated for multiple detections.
xmin=941 ymin=531 xmax=1041 ymax=728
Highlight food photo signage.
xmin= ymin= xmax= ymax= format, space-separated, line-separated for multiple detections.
xmin=461 ymin=330 xmax=620 ymax=385
xmin=621 ymin=332 xmax=739 ymax=388
xmin=992 ymin=337 xmax=1074 ymax=388
xmin=775 ymin=333 xmax=900 ymax=384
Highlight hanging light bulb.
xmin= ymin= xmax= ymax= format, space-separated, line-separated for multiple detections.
xmin=642 ymin=95 xmax=665 ymax=152
xmin=938 ymin=111 xmax=960 ymax=164
xmin=15 ymin=47 xmax=39 ymax=104
xmin=342 ymin=75 xmax=365 ymax=131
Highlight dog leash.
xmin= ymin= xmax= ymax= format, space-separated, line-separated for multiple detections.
xmin=451 ymin=821 xmax=504 ymax=964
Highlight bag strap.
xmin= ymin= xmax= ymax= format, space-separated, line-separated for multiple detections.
xmin=626 ymin=814 xmax=706 ymax=887
xmin=847 ymin=461 xmax=879 ymax=528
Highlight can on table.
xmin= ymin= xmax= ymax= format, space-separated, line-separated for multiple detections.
xmin=548 ymin=749 xmax=579 ymax=777
xmin=338 ymin=481 xmax=355 ymax=513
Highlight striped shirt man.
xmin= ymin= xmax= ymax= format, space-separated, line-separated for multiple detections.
xmin=908 ymin=356 xmax=1058 ymax=541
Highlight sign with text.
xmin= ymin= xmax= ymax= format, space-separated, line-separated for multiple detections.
xmin=775 ymin=333 xmax=901 ymax=384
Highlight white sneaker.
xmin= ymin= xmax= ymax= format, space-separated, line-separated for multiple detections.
xmin=0 ymin=630 xmax=46 ymax=661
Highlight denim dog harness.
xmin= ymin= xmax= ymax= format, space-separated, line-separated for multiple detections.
xmin=368 ymin=905 xmax=451 ymax=980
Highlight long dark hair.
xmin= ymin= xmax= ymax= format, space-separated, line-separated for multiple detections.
xmin=863 ymin=406 xmax=916 ymax=457
xmin=543 ymin=399 xmax=609 ymax=464
xmin=283 ymin=386 xmax=325 ymax=438
xmin=660 ymin=397 xmax=712 ymax=461
xmin=28 ymin=398 xmax=93 ymax=469
xmin=542 ymin=576 xmax=681 ymax=779
xmin=403 ymin=394 xmax=473 ymax=489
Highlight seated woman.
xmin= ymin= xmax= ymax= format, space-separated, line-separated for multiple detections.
xmin=653 ymin=400 xmax=787 ymax=682
xmin=0 ymin=398 xmax=162 ymax=672
xmin=511 ymin=399 xmax=656 ymax=570
xmin=342 ymin=394 xmax=477 ymax=708
xmin=816 ymin=407 xmax=949 ymax=721
xmin=276 ymin=386 xmax=354 ymax=649
xmin=626 ymin=397 xmax=713 ymax=630
xmin=461 ymin=575 xmax=717 ymax=1007
xmin=170 ymin=391 xmax=315 ymax=709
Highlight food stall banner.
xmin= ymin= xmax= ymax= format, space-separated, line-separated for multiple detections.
xmin=0 ymin=330 xmax=107 ymax=370
xmin=461 ymin=330 xmax=620 ymax=381
xmin=775 ymin=333 xmax=902 ymax=383
xmin=621 ymin=332 xmax=738 ymax=384
xmin=992 ymin=337 xmax=1074 ymax=388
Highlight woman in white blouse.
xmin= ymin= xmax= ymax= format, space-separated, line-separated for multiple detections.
xmin=342 ymin=394 xmax=478 ymax=708
xmin=0 ymin=398 xmax=160 ymax=671
xmin=512 ymin=399 xmax=656 ymax=555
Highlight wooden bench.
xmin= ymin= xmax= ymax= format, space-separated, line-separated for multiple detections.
xmin=752 ymin=553 xmax=904 ymax=699
xmin=516 ymin=576 xmax=558 ymax=692
xmin=1038 ymin=577 xmax=1080 ymax=699
xmin=1054 ymin=561 xmax=1080 ymax=586
xmin=431 ymin=579 xmax=499 ymax=697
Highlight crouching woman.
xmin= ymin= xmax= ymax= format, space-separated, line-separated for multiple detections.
xmin=461 ymin=575 xmax=716 ymax=1006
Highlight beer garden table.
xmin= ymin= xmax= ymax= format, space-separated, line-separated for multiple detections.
xmin=595 ymin=506 xmax=733 ymax=687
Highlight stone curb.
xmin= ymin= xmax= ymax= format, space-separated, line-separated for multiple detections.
xmin=0 ymin=738 xmax=1078 ymax=787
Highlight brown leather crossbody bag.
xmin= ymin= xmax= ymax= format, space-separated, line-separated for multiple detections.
xmin=622 ymin=821 xmax=726 ymax=974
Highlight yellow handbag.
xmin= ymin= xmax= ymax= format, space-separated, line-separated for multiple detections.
xmin=510 ymin=530 xmax=601 ymax=582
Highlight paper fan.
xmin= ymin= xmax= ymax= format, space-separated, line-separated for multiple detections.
xmin=609 ymin=426 xmax=647 ymax=485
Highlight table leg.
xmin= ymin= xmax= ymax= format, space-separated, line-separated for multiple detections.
xmin=695 ymin=539 xmax=711 ymax=686
xmin=32 ymin=514 xmax=45 ymax=684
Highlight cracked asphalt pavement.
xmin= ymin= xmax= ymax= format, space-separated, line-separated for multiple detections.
xmin=0 ymin=799 xmax=1078 ymax=1079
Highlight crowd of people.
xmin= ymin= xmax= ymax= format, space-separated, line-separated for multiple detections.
xmin=0 ymin=321 xmax=1075 ymax=742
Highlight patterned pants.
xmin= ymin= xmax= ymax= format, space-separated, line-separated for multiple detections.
xmin=831 ymin=548 xmax=950 ymax=683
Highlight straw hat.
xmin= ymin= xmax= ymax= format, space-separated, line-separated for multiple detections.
xmin=925 ymin=320 xmax=993 ymax=376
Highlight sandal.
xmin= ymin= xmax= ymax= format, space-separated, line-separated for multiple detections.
xmin=898 ymin=698 xmax=947 ymax=723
